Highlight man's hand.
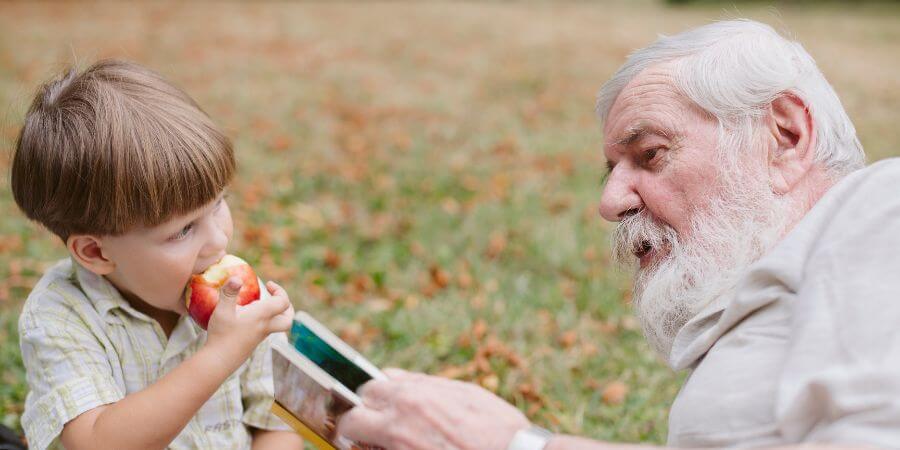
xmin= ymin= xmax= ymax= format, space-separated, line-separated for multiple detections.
xmin=337 ymin=369 xmax=530 ymax=450
xmin=205 ymin=277 xmax=293 ymax=371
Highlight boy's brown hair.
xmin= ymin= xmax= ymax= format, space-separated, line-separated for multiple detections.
xmin=11 ymin=59 xmax=235 ymax=241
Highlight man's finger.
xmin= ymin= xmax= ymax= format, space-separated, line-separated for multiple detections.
xmin=383 ymin=368 xmax=416 ymax=380
xmin=357 ymin=379 xmax=396 ymax=410
xmin=336 ymin=406 xmax=391 ymax=447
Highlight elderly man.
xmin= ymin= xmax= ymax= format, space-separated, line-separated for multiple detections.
xmin=337 ymin=20 xmax=900 ymax=449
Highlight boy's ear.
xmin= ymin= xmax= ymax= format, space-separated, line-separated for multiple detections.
xmin=766 ymin=92 xmax=817 ymax=195
xmin=67 ymin=235 xmax=115 ymax=275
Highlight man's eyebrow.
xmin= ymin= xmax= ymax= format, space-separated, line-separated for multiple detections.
xmin=611 ymin=123 xmax=671 ymax=147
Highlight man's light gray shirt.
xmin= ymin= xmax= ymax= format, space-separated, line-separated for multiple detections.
xmin=667 ymin=159 xmax=900 ymax=448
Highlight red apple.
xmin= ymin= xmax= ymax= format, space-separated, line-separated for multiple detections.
xmin=184 ymin=254 xmax=261 ymax=329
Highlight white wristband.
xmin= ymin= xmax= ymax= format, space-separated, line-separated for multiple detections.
xmin=505 ymin=426 xmax=553 ymax=450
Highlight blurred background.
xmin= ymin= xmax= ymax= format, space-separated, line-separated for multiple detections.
xmin=1 ymin=0 xmax=898 ymax=446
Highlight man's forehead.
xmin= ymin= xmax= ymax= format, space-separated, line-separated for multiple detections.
xmin=602 ymin=66 xmax=686 ymax=144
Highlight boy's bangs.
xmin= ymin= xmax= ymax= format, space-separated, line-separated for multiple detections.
xmin=114 ymin=105 xmax=236 ymax=232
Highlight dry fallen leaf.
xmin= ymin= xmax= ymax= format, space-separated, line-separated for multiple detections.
xmin=480 ymin=374 xmax=500 ymax=392
xmin=557 ymin=330 xmax=578 ymax=348
xmin=323 ymin=249 xmax=342 ymax=270
xmin=602 ymin=381 xmax=628 ymax=405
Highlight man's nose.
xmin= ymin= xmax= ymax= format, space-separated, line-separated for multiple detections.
xmin=598 ymin=169 xmax=643 ymax=222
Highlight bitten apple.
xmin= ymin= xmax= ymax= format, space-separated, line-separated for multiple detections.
xmin=184 ymin=254 xmax=261 ymax=329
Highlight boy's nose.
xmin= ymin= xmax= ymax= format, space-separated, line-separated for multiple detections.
xmin=201 ymin=222 xmax=229 ymax=260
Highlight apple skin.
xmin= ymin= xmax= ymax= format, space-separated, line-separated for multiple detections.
xmin=184 ymin=254 xmax=261 ymax=329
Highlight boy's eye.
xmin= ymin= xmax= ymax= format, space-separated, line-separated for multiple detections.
xmin=171 ymin=223 xmax=194 ymax=241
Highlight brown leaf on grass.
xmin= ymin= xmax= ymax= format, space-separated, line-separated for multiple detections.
xmin=323 ymin=249 xmax=341 ymax=270
xmin=485 ymin=231 xmax=507 ymax=259
xmin=429 ymin=265 xmax=451 ymax=289
xmin=490 ymin=137 xmax=518 ymax=157
xmin=352 ymin=274 xmax=375 ymax=293
xmin=410 ymin=241 xmax=427 ymax=258
xmin=557 ymin=330 xmax=578 ymax=349
xmin=582 ymin=246 xmax=597 ymax=262
xmin=480 ymin=374 xmax=500 ymax=392
xmin=517 ymin=382 xmax=546 ymax=404
xmin=292 ymin=203 xmax=326 ymax=230
xmin=366 ymin=297 xmax=393 ymax=313
xmin=581 ymin=342 xmax=600 ymax=357
xmin=559 ymin=279 xmax=577 ymax=299
xmin=0 ymin=235 xmax=23 ymax=253
xmin=488 ymin=173 xmax=511 ymax=200
xmin=441 ymin=197 xmax=461 ymax=216
xmin=585 ymin=378 xmax=603 ymax=391
xmin=240 ymin=183 xmax=265 ymax=206
xmin=599 ymin=320 xmax=619 ymax=335
xmin=270 ymin=134 xmax=292 ymax=152
xmin=620 ymin=316 xmax=638 ymax=331
xmin=403 ymin=295 xmax=420 ymax=310
xmin=389 ymin=129 xmax=412 ymax=151
xmin=339 ymin=319 xmax=381 ymax=351
xmin=242 ymin=224 xmax=272 ymax=247
xmin=457 ymin=269 xmax=474 ymax=290
xmin=457 ymin=318 xmax=488 ymax=349
xmin=470 ymin=293 xmax=486 ymax=310
xmin=258 ymin=254 xmax=296 ymax=281
xmin=546 ymin=195 xmax=572 ymax=214
xmin=436 ymin=362 xmax=476 ymax=380
xmin=475 ymin=336 xmax=525 ymax=369
xmin=471 ymin=319 xmax=488 ymax=340
xmin=601 ymin=381 xmax=629 ymax=405
xmin=250 ymin=117 xmax=275 ymax=134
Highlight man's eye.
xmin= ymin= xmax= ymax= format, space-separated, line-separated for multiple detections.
xmin=171 ymin=223 xmax=194 ymax=241
xmin=643 ymin=147 xmax=664 ymax=165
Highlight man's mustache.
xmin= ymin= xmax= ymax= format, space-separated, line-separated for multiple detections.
xmin=611 ymin=209 xmax=678 ymax=265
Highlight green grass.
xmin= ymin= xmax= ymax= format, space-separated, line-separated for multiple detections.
xmin=0 ymin=1 xmax=898 ymax=446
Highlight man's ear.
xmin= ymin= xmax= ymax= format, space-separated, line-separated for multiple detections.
xmin=67 ymin=235 xmax=115 ymax=275
xmin=766 ymin=92 xmax=817 ymax=194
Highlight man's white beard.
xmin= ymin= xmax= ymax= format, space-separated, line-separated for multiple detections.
xmin=612 ymin=162 xmax=793 ymax=360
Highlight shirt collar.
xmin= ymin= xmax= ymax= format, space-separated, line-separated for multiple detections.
xmin=71 ymin=257 xmax=153 ymax=324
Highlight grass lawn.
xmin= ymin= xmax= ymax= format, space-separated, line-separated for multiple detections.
xmin=1 ymin=1 xmax=898 ymax=446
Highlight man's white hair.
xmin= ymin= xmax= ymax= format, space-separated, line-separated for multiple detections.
xmin=596 ymin=19 xmax=865 ymax=177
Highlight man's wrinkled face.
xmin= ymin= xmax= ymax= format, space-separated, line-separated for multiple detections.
xmin=600 ymin=65 xmax=723 ymax=261
xmin=600 ymin=65 xmax=788 ymax=358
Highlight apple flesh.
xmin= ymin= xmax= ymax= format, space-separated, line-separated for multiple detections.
xmin=185 ymin=254 xmax=261 ymax=329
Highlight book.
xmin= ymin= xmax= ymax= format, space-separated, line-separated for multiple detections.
xmin=270 ymin=313 xmax=384 ymax=450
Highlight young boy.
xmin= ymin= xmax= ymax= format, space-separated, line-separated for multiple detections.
xmin=11 ymin=60 xmax=305 ymax=450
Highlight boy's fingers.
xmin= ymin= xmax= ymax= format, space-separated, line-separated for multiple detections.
xmin=248 ymin=291 xmax=290 ymax=317
xmin=217 ymin=276 xmax=242 ymax=310
xmin=267 ymin=306 xmax=294 ymax=332
xmin=265 ymin=280 xmax=286 ymax=297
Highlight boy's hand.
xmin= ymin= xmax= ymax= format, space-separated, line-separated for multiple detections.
xmin=205 ymin=277 xmax=293 ymax=368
